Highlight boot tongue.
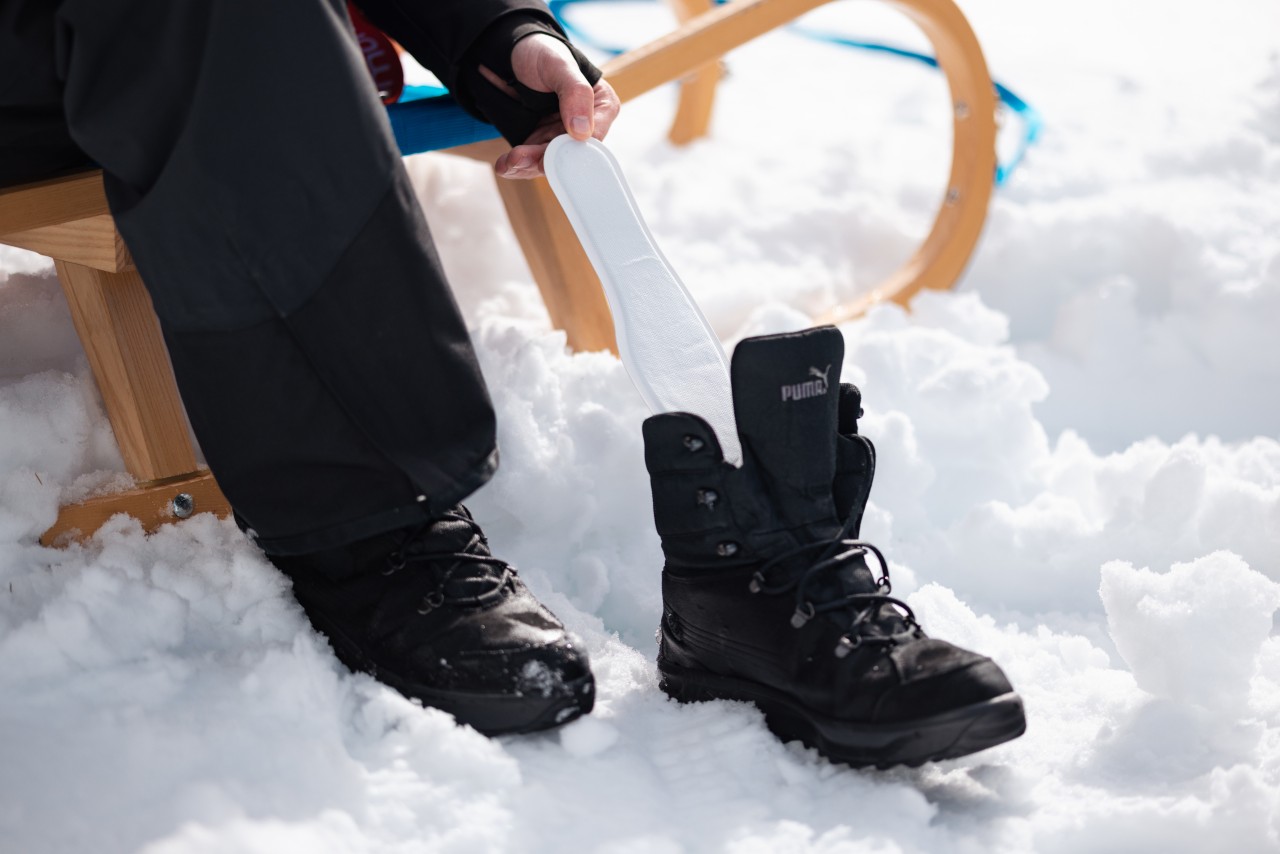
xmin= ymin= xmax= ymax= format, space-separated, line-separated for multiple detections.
xmin=728 ymin=330 xmax=904 ymax=636
xmin=419 ymin=516 xmax=488 ymax=556
xmin=825 ymin=550 xmax=907 ymax=638
xmin=730 ymin=327 xmax=844 ymax=535
xmin=401 ymin=510 xmax=506 ymax=600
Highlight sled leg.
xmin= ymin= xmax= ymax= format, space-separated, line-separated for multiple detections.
xmin=42 ymin=258 xmax=229 ymax=545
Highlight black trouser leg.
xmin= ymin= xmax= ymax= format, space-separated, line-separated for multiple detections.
xmin=158 ymin=169 xmax=500 ymax=555
xmin=0 ymin=0 xmax=94 ymax=184
xmin=3 ymin=0 xmax=500 ymax=554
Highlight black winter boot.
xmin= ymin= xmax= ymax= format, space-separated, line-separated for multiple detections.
xmin=644 ymin=327 xmax=1024 ymax=768
xmin=271 ymin=506 xmax=594 ymax=735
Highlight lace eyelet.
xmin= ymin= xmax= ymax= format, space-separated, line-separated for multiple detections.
xmin=748 ymin=571 xmax=765 ymax=594
xmin=716 ymin=541 xmax=739 ymax=558
xmin=682 ymin=435 xmax=705 ymax=452
xmin=696 ymin=488 xmax=719 ymax=510
xmin=382 ymin=553 xmax=406 ymax=576
xmin=790 ymin=601 xmax=816 ymax=628
xmin=417 ymin=590 xmax=445 ymax=614
xmin=834 ymin=634 xmax=862 ymax=658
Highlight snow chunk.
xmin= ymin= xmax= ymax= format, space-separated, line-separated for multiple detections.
xmin=1101 ymin=551 xmax=1280 ymax=710
xmin=559 ymin=716 xmax=620 ymax=758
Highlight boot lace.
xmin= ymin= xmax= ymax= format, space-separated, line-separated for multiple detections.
xmin=747 ymin=516 xmax=920 ymax=659
xmin=382 ymin=508 xmax=515 ymax=615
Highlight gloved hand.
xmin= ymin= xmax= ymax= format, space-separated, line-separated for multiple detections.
xmin=488 ymin=34 xmax=619 ymax=179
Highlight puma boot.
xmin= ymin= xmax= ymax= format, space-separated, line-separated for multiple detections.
xmin=644 ymin=326 xmax=1025 ymax=768
xmin=272 ymin=505 xmax=594 ymax=735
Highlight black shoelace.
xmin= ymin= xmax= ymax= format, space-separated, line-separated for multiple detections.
xmin=748 ymin=515 xmax=920 ymax=659
xmin=382 ymin=509 xmax=515 ymax=615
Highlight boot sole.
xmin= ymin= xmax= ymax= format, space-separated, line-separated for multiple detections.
xmin=659 ymin=661 xmax=1025 ymax=769
xmin=312 ymin=614 xmax=595 ymax=737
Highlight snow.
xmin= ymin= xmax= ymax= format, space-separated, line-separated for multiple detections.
xmin=1101 ymin=551 xmax=1280 ymax=710
xmin=3 ymin=1 xmax=1279 ymax=851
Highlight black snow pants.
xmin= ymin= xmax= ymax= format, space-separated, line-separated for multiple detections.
xmin=1 ymin=0 xmax=560 ymax=554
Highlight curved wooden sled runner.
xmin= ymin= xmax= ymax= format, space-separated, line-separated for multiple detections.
xmin=467 ymin=0 xmax=998 ymax=349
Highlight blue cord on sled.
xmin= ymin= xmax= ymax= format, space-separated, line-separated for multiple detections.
xmin=547 ymin=0 xmax=1042 ymax=185
xmin=385 ymin=0 xmax=1042 ymax=183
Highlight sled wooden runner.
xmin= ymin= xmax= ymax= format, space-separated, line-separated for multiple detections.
xmin=0 ymin=0 xmax=996 ymax=546
xmin=449 ymin=0 xmax=997 ymax=349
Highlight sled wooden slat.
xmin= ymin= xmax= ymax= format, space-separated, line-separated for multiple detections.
xmin=444 ymin=138 xmax=623 ymax=353
xmin=39 ymin=469 xmax=230 ymax=548
xmin=0 ymin=170 xmax=109 ymax=234
xmin=54 ymin=260 xmax=200 ymax=483
xmin=496 ymin=175 xmax=620 ymax=353
xmin=1 ymin=215 xmax=132 ymax=273
xmin=664 ymin=0 xmax=724 ymax=146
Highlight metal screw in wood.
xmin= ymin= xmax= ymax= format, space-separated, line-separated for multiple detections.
xmin=172 ymin=493 xmax=194 ymax=519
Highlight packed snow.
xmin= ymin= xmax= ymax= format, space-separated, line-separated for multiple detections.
xmin=2 ymin=0 xmax=1279 ymax=851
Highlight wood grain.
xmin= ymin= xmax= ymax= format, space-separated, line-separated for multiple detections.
xmin=665 ymin=0 xmax=723 ymax=146
xmin=495 ymin=177 xmax=619 ymax=353
xmin=0 ymin=215 xmax=132 ymax=273
xmin=40 ymin=470 xmax=231 ymax=546
xmin=54 ymin=260 xmax=199 ymax=482
xmin=0 ymin=171 xmax=109 ymax=234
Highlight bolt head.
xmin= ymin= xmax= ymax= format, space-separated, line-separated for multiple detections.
xmin=172 ymin=493 xmax=195 ymax=519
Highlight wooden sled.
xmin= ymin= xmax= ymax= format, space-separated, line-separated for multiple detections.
xmin=0 ymin=0 xmax=995 ymax=545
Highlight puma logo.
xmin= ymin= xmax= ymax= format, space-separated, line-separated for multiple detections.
xmin=781 ymin=364 xmax=831 ymax=402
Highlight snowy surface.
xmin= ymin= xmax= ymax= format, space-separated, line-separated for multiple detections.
xmin=3 ymin=1 xmax=1280 ymax=851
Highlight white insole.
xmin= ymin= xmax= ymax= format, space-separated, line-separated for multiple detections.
xmin=544 ymin=137 xmax=741 ymax=465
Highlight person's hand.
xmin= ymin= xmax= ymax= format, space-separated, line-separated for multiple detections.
xmin=483 ymin=34 xmax=619 ymax=179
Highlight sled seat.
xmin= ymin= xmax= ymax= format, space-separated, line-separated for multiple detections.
xmin=0 ymin=0 xmax=996 ymax=546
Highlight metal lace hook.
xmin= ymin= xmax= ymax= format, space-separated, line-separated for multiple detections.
xmin=790 ymin=601 xmax=816 ymax=628
xmin=417 ymin=589 xmax=445 ymax=614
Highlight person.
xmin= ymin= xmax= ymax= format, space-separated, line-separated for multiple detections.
xmin=3 ymin=0 xmax=1025 ymax=764
xmin=2 ymin=0 xmax=618 ymax=734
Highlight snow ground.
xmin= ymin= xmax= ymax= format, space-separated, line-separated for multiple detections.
xmin=3 ymin=1 xmax=1279 ymax=851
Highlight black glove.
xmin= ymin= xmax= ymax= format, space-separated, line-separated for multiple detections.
xmin=457 ymin=12 xmax=603 ymax=146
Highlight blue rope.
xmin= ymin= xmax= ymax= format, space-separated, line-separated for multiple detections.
xmin=387 ymin=0 xmax=1042 ymax=181
xmin=547 ymin=0 xmax=639 ymax=53
xmin=787 ymin=25 xmax=1042 ymax=184
xmin=546 ymin=0 xmax=1041 ymax=184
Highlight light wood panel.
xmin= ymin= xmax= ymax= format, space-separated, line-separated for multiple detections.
xmin=665 ymin=0 xmax=723 ymax=145
xmin=0 ymin=170 xmax=110 ymax=234
xmin=54 ymin=260 xmax=198 ymax=482
xmin=40 ymin=469 xmax=230 ymax=546
xmin=495 ymin=177 xmax=619 ymax=353
xmin=0 ymin=214 xmax=131 ymax=273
